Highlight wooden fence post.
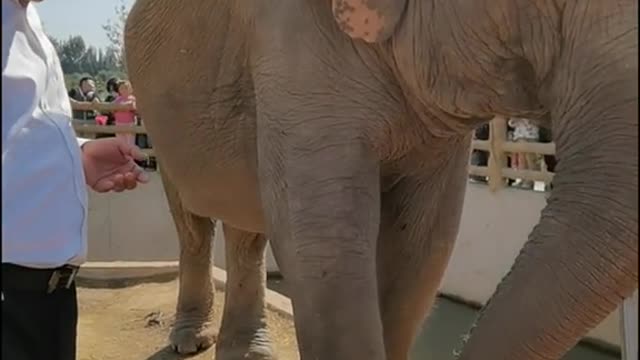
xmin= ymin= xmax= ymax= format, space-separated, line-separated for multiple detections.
xmin=488 ymin=116 xmax=508 ymax=192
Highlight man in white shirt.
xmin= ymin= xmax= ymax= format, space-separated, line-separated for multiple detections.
xmin=2 ymin=1 xmax=150 ymax=359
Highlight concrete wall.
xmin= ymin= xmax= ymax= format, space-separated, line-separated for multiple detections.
xmin=86 ymin=173 xmax=622 ymax=348
xmin=621 ymin=290 xmax=638 ymax=360
xmin=439 ymin=183 xmax=621 ymax=349
xmin=87 ymin=173 xmax=179 ymax=262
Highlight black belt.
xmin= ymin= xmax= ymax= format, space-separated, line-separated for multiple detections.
xmin=2 ymin=263 xmax=80 ymax=294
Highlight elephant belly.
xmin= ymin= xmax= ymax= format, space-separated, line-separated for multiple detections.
xmin=180 ymin=181 xmax=265 ymax=233
xmin=163 ymin=156 xmax=266 ymax=233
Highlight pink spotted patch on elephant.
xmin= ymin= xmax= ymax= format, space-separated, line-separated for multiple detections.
xmin=332 ymin=0 xmax=387 ymax=42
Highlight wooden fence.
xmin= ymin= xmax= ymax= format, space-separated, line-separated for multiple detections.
xmin=71 ymin=102 xmax=154 ymax=158
xmin=469 ymin=116 xmax=555 ymax=192
xmin=72 ymin=104 xmax=556 ymax=189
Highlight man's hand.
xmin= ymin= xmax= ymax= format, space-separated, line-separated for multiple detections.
xmin=81 ymin=138 xmax=150 ymax=193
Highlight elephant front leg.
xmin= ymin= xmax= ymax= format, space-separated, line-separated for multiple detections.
xmin=377 ymin=140 xmax=470 ymax=360
xmin=216 ymin=224 xmax=275 ymax=360
xmin=159 ymin=168 xmax=216 ymax=354
xmin=257 ymin=120 xmax=385 ymax=360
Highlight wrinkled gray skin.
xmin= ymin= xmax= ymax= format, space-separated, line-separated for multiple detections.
xmin=124 ymin=0 xmax=638 ymax=359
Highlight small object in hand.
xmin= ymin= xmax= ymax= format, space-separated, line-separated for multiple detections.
xmin=135 ymin=157 xmax=157 ymax=171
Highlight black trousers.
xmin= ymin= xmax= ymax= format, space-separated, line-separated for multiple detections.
xmin=2 ymin=266 xmax=78 ymax=360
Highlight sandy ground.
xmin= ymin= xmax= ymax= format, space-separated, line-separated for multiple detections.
xmin=77 ymin=280 xmax=299 ymax=360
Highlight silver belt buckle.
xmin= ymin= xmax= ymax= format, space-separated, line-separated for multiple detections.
xmin=47 ymin=271 xmax=60 ymax=294
xmin=64 ymin=267 xmax=79 ymax=289
xmin=46 ymin=266 xmax=79 ymax=293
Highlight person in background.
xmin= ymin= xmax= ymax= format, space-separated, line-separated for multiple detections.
xmin=107 ymin=78 xmax=155 ymax=170
xmin=3 ymin=1 xmax=149 ymax=359
xmin=113 ymin=80 xmax=138 ymax=145
xmin=95 ymin=77 xmax=121 ymax=139
xmin=68 ymin=76 xmax=100 ymax=121
xmin=508 ymin=117 xmax=540 ymax=189
xmin=104 ymin=77 xmax=120 ymax=104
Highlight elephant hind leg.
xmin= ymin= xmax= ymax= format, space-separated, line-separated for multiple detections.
xmin=216 ymin=224 xmax=275 ymax=360
xmin=377 ymin=141 xmax=470 ymax=360
xmin=158 ymin=168 xmax=216 ymax=354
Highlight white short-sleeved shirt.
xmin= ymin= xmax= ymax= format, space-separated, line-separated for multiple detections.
xmin=2 ymin=0 xmax=88 ymax=268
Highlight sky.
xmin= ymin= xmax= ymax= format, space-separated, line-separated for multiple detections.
xmin=36 ymin=0 xmax=135 ymax=50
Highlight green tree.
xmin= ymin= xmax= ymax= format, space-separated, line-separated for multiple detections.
xmin=49 ymin=35 xmax=61 ymax=51
xmin=57 ymin=35 xmax=87 ymax=74
xmin=47 ymin=31 xmax=127 ymax=96
xmin=49 ymin=35 xmax=104 ymax=76
xmin=101 ymin=47 xmax=120 ymax=71
xmin=102 ymin=0 xmax=130 ymax=71
xmin=82 ymin=46 xmax=100 ymax=75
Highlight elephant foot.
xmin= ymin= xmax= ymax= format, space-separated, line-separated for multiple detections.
xmin=216 ymin=327 xmax=276 ymax=360
xmin=169 ymin=317 xmax=217 ymax=354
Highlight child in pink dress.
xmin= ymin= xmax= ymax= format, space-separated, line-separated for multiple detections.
xmin=113 ymin=80 xmax=137 ymax=145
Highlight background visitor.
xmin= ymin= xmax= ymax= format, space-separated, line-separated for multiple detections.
xmin=113 ymin=80 xmax=138 ymax=146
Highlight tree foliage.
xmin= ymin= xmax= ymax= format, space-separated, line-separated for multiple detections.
xmin=50 ymin=35 xmax=120 ymax=75
xmin=101 ymin=0 xmax=129 ymax=71
xmin=49 ymin=35 xmax=124 ymax=97
xmin=46 ymin=1 xmax=131 ymax=96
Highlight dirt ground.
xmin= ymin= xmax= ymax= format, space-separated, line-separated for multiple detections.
xmin=77 ymin=280 xmax=299 ymax=360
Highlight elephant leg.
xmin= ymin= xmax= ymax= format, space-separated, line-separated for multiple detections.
xmin=251 ymin=14 xmax=405 ymax=357
xmin=158 ymin=168 xmax=216 ymax=354
xmin=216 ymin=224 xmax=274 ymax=360
xmin=377 ymin=140 xmax=471 ymax=360
xmin=254 ymin=110 xmax=385 ymax=359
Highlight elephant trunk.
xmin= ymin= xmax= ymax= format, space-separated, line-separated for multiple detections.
xmin=457 ymin=179 xmax=638 ymax=359
xmin=456 ymin=8 xmax=638 ymax=359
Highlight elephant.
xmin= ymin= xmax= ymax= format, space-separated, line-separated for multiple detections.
xmin=123 ymin=0 xmax=638 ymax=359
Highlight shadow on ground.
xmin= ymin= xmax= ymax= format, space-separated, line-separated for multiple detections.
xmin=145 ymin=346 xmax=190 ymax=360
